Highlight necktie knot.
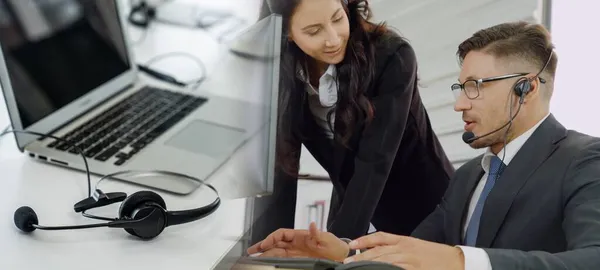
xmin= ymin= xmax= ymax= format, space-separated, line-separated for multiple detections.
xmin=489 ymin=156 xmax=505 ymax=176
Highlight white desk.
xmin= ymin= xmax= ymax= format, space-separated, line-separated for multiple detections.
xmin=0 ymin=157 xmax=249 ymax=269
xmin=0 ymin=0 xmax=270 ymax=269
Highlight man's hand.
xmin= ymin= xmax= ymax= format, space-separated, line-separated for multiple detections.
xmin=246 ymin=222 xmax=350 ymax=262
xmin=344 ymin=232 xmax=464 ymax=270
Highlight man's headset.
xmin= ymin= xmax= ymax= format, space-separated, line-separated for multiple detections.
xmin=2 ymin=129 xmax=220 ymax=240
xmin=462 ymin=50 xmax=554 ymax=144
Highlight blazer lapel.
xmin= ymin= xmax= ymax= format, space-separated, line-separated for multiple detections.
xmin=476 ymin=114 xmax=567 ymax=247
xmin=448 ymin=159 xmax=484 ymax=245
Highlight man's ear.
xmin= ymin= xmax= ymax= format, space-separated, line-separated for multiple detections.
xmin=522 ymin=76 xmax=542 ymax=103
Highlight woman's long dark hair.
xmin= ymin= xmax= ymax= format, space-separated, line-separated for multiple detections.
xmin=268 ymin=0 xmax=388 ymax=175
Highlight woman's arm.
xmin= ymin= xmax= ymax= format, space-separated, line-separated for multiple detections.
xmin=327 ymin=42 xmax=418 ymax=239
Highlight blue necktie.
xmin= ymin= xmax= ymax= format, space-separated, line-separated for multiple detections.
xmin=464 ymin=156 xmax=505 ymax=246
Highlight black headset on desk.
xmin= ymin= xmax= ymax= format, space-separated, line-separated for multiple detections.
xmin=1 ymin=128 xmax=221 ymax=240
xmin=128 ymin=0 xmax=156 ymax=28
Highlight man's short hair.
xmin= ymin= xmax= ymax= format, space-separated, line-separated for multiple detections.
xmin=457 ymin=21 xmax=558 ymax=97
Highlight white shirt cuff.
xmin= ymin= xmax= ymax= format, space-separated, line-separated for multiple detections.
xmin=457 ymin=246 xmax=493 ymax=270
xmin=368 ymin=222 xmax=377 ymax=233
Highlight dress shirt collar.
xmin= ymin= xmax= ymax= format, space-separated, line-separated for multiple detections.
xmin=297 ymin=64 xmax=336 ymax=93
xmin=481 ymin=113 xmax=550 ymax=173
xmin=297 ymin=64 xmax=338 ymax=106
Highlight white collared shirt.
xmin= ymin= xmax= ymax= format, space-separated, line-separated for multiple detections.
xmin=300 ymin=64 xmax=338 ymax=139
xmin=458 ymin=113 xmax=550 ymax=270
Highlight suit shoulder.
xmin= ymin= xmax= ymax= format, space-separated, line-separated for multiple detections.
xmin=553 ymin=130 xmax=600 ymax=186
xmin=559 ymin=130 xmax=600 ymax=170
xmin=561 ymin=130 xmax=600 ymax=153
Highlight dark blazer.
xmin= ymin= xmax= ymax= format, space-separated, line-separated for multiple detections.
xmin=249 ymin=30 xmax=454 ymax=243
xmin=411 ymin=114 xmax=600 ymax=269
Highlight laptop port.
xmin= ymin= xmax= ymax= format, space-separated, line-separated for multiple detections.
xmin=38 ymin=155 xmax=47 ymax=161
xmin=50 ymin=159 xmax=68 ymax=166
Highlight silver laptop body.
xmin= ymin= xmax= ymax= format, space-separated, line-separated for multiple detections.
xmin=0 ymin=0 xmax=281 ymax=195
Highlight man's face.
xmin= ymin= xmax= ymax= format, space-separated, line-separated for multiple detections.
xmin=454 ymin=51 xmax=522 ymax=149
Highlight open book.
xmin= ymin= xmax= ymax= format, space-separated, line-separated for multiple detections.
xmin=230 ymin=257 xmax=404 ymax=270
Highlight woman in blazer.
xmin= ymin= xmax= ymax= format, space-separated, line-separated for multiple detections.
xmin=251 ymin=0 xmax=455 ymax=243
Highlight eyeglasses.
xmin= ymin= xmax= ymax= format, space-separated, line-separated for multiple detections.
xmin=451 ymin=73 xmax=529 ymax=100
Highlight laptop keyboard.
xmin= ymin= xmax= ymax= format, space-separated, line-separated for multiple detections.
xmin=45 ymin=86 xmax=207 ymax=166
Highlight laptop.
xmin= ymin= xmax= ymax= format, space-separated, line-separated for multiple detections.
xmin=0 ymin=0 xmax=282 ymax=195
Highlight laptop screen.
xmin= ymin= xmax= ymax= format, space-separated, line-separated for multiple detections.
xmin=0 ymin=0 xmax=130 ymax=129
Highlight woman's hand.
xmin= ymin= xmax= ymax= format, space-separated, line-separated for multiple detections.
xmin=247 ymin=222 xmax=350 ymax=262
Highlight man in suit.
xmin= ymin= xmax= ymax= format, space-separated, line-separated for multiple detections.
xmin=246 ymin=21 xmax=600 ymax=270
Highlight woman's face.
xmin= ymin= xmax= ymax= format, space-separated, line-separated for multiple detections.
xmin=289 ymin=0 xmax=350 ymax=66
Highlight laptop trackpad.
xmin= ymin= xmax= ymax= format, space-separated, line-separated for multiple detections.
xmin=164 ymin=120 xmax=246 ymax=158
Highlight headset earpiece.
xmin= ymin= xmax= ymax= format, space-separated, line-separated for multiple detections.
xmin=513 ymin=49 xmax=554 ymax=102
xmin=513 ymin=77 xmax=532 ymax=98
xmin=119 ymin=191 xmax=167 ymax=239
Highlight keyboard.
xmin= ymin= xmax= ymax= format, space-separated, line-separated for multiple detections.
xmin=46 ymin=86 xmax=206 ymax=166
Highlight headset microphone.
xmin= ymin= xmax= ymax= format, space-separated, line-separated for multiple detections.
xmin=462 ymin=119 xmax=513 ymax=144
xmin=14 ymin=206 xmax=165 ymax=237
xmin=462 ymin=131 xmax=476 ymax=144
xmin=462 ymin=98 xmax=523 ymax=144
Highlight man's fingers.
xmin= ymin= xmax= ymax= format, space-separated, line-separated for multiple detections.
xmin=349 ymin=232 xmax=404 ymax=249
xmin=344 ymin=245 xmax=400 ymax=263
xmin=370 ymin=254 xmax=413 ymax=268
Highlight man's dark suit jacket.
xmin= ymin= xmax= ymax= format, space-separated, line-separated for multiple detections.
xmin=250 ymin=30 xmax=454 ymax=244
xmin=411 ymin=114 xmax=600 ymax=269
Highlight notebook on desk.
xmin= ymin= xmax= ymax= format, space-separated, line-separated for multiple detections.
xmin=0 ymin=0 xmax=282 ymax=194
xmin=230 ymin=257 xmax=404 ymax=270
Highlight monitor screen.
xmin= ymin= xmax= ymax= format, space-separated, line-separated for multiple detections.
xmin=0 ymin=0 xmax=130 ymax=129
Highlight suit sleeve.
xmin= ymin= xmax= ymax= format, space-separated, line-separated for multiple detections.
xmin=482 ymin=140 xmax=600 ymax=269
xmin=327 ymin=43 xmax=417 ymax=239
